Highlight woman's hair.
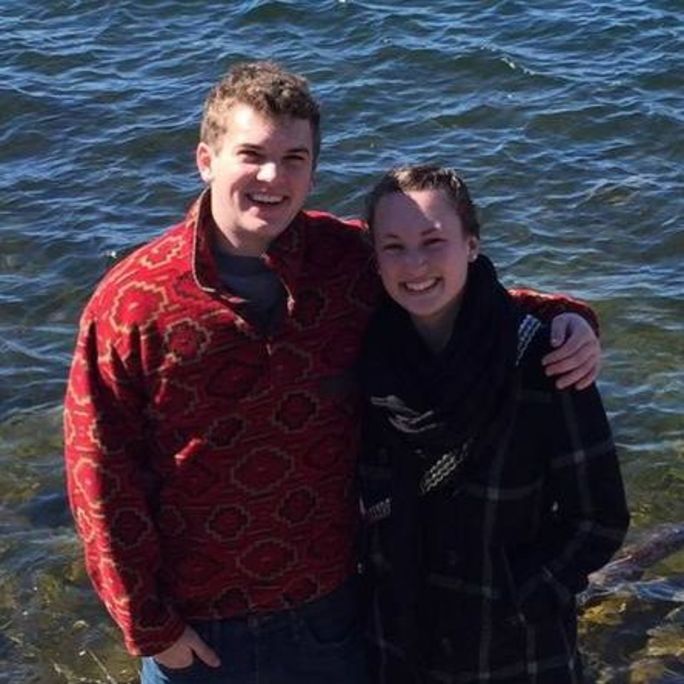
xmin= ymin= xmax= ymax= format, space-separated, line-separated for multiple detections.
xmin=365 ymin=164 xmax=480 ymax=238
xmin=200 ymin=61 xmax=321 ymax=163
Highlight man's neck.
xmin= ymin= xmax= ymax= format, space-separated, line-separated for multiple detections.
xmin=209 ymin=216 xmax=269 ymax=258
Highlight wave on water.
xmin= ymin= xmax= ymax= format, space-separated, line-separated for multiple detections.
xmin=0 ymin=0 xmax=682 ymax=680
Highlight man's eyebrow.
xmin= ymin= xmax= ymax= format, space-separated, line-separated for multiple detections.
xmin=235 ymin=143 xmax=311 ymax=156
xmin=284 ymin=146 xmax=311 ymax=156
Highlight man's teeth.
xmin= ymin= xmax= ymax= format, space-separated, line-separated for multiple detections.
xmin=403 ymin=279 xmax=438 ymax=292
xmin=250 ymin=193 xmax=284 ymax=204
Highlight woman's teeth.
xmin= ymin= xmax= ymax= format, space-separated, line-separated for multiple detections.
xmin=403 ymin=278 xmax=438 ymax=292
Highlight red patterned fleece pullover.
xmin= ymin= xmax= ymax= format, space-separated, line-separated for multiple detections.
xmin=64 ymin=192 xmax=597 ymax=655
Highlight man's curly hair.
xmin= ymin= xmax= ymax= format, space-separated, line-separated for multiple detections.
xmin=200 ymin=61 xmax=321 ymax=162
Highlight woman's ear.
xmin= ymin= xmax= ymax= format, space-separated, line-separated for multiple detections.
xmin=467 ymin=236 xmax=480 ymax=262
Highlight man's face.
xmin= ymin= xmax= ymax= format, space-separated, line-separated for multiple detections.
xmin=196 ymin=103 xmax=315 ymax=256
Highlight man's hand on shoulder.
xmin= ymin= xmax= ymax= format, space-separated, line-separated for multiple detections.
xmin=153 ymin=625 xmax=221 ymax=670
xmin=543 ymin=313 xmax=601 ymax=390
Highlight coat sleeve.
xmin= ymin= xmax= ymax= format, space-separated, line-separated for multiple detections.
xmin=508 ymin=381 xmax=630 ymax=621
xmin=63 ymin=310 xmax=186 ymax=655
xmin=508 ymin=288 xmax=599 ymax=335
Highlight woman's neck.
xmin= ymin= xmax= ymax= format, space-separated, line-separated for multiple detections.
xmin=411 ymin=301 xmax=462 ymax=354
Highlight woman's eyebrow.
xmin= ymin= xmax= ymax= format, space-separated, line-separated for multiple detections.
xmin=379 ymin=226 xmax=441 ymax=239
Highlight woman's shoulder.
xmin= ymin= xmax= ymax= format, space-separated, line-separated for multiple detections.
xmin=360 ymin=301 xmax=408 ymax=370
xmin=516 ymin=314 xmax=555 ymax=390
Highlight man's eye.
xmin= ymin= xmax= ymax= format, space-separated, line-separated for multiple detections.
xmin=239 ymin=150 xmax=261 ymax=161
xmin=285 ymin=154 xmax=307 ymax=163
xmin=425 ymin=238 xmax=445 ymax=248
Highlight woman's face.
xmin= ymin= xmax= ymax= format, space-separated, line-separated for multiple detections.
xmin=372 ymin=189 xmax=479 ymax=338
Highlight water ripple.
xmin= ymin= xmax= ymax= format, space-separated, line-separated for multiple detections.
xmin=0 ymin=0 xmax=682 ymax=679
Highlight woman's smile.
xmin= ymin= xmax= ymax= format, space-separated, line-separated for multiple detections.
xmin=401 ymin=277 xmax=441 ymax=293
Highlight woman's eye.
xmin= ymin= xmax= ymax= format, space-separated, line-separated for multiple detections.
xmin=381 ymin=244 xmax=402 ymax=253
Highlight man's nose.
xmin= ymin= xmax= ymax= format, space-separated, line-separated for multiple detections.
xmin=256 ymin=162 xmax=278 ymax=182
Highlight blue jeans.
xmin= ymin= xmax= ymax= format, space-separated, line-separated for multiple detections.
xmin=140 ymin=577 xmax=369 ymax=683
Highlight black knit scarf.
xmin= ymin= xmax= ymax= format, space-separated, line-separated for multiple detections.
xmin=361 ymin=254 xmax=521 ymax=676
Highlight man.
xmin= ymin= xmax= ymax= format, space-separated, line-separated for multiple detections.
xmin=64 ymin=62 xmax=600 ymax=683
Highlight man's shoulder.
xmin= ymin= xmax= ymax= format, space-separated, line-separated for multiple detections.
xmin=302 ymin=209 xmax=366 ymax=233
xmin=300 ymin=209 xmax=371 ymax=258
xmin=83 ymin=220 xmax=191 ymax=321
xmin=110 ymin=220 xmax=189 ymax=272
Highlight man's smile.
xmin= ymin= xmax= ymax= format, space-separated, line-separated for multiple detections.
xmin=247 ymin=192 xmax=286 ymax=206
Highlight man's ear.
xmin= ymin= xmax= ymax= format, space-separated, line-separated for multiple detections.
xmin=196 ymin=142 xmax=214 ymax=184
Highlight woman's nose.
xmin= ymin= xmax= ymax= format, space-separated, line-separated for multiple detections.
xmin=403 ymin=249 xmax=427 ymax=270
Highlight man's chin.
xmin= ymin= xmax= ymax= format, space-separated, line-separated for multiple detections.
xmin=251 ymin=213 xmax=297 ymax=236
xmin=236 ymin=220 xmax=291 ymax=249
xmin=255 ymin=221 xmax=290 ymax=238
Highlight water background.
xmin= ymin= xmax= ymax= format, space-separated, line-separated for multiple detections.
xmin=1 ymin=1 xmax=682 ymax=681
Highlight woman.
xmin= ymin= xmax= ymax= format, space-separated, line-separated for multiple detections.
xmin=360 ymin=165 xmax=629 ymax=683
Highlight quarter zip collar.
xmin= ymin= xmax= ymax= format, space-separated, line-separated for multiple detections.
xmin=186 ymin=189 xmax=306 ymax=310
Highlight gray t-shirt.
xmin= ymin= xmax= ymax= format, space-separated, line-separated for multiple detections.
xmin=213 ymin=249 xmax=286 ymax=334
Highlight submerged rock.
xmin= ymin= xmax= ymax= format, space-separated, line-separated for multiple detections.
xmin=587 ymin=522 xmax=684 ymax=593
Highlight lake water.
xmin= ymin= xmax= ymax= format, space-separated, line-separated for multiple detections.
xmin=0 ymin=0 xmax=682 ymax=681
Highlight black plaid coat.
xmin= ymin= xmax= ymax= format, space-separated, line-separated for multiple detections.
xmin=360 ymin=320 xmax=629 ymax=684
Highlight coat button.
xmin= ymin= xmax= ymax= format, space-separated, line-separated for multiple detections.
xmin=506 ymin=613 xmax=525 ymax=627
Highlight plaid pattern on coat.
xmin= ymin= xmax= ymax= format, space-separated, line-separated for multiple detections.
xmin=360 ymin=319 xmax=629 ymax=684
